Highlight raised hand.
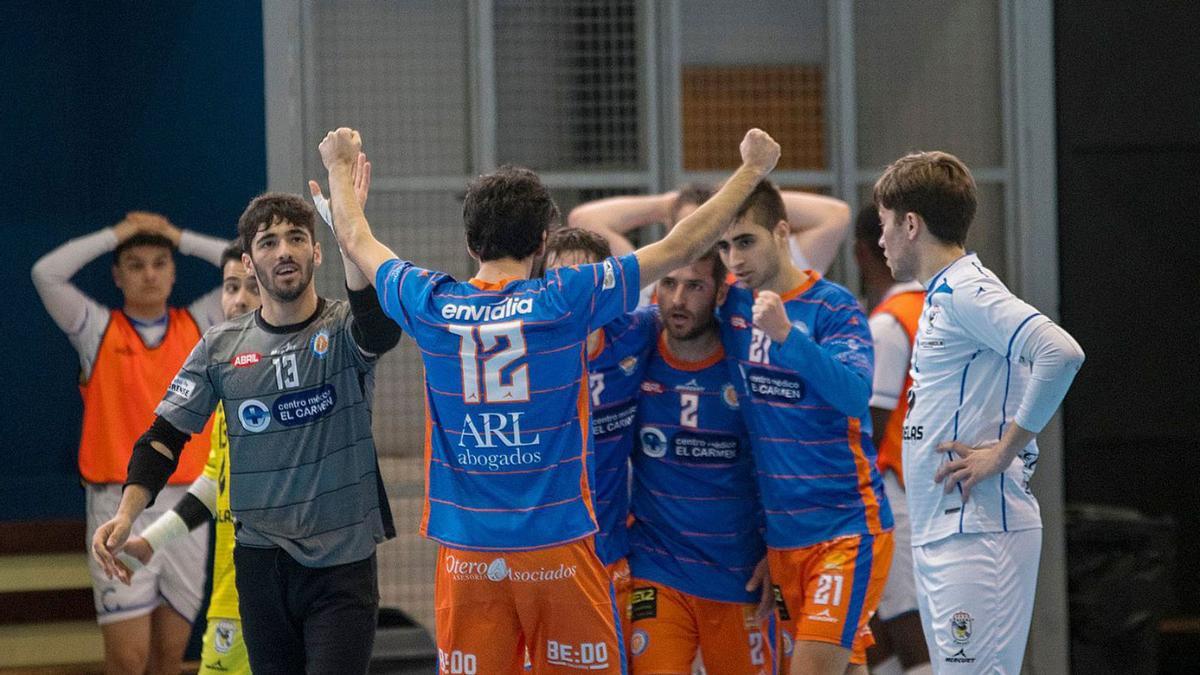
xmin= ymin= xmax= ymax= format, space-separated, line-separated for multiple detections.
xmin=740 ymin=128 xmax=781 ymax=177
xmin=752 ymin=290 xmax=792 ymax=343
xmin=319 ymin=127 xmax=362 ymax=171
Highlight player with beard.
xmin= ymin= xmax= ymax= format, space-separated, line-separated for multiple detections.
xmin=625 ymin=249 xmax=773 ymax=674
xmin=717 ymin=181 xmax=893 ymax=675
xmin=92 ymin=154 xmax=406 ymax=674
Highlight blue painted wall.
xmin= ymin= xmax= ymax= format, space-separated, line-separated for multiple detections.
xmin=1 ymin=1 xmax=266 ymax=520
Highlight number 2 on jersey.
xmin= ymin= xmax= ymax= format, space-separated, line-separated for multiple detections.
xmin=450 ymin=320 xmax=529 ymax=404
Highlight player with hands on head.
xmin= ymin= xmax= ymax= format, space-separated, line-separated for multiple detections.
xmin=320 ymin=126 xmax=778 ymax=673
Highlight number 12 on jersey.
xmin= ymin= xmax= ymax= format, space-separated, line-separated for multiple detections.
xmin=449 ymin=320 xmax=530 ymax=404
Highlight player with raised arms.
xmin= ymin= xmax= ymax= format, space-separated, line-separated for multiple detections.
xmin=320 ymin=126 xmax=779 ymax=673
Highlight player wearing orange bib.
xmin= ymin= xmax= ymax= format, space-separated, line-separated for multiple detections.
xmin=321 ymin=126 xmax=780 ymax=674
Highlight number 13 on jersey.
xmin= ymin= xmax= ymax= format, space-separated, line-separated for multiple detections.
xmin=449 ymin=320 xmax=530 ymax=404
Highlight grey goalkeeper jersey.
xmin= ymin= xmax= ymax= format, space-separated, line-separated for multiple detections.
xmin=157 ymin=298 xmax=395 ymax=567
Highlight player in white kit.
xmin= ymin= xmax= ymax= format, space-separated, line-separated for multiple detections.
xmin=873 ymin=151 xmax=1085 ymax=673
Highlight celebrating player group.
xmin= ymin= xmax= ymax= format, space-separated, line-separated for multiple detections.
xmin=91 ymin=125 xmax=1082 ymax=675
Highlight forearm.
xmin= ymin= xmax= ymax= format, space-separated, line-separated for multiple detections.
xmin=124 ymin=416 xmax=190 ymax=507
xmin=569 ymin=193 xmax=674 ymax=257
xmin=1013 ymin=322 xmax=1085 ymax=432
xmin=349 ymin=284 xmax=402 ymax=355
xmin=115 ymin=484 xmax=153 ymax=524
xmin=781 ymin=191 xmax=850 ymax=273
xmin=772 ymin=327 xmax=871 ymax=417
xmin=178 ymin=230 xmax=229 ymax=266
xmin=328 ymin=164 xmax=396 ymax=285
xmin=31 ymin=229 xmax=115 ymax=333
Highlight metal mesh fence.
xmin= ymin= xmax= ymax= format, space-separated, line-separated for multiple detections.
xmin=494 ymin=0 xmax=642 ymax=170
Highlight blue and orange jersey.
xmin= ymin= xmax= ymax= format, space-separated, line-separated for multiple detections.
xmin=719 ymin=274 xmax=892 ymax=549
xmin=587 ymin=307 xmax=659 ymax=565
xmin=376 ymin=254 xmax=641 ymax=551
xmin=628 ymin=333 xmax=765 ymax=604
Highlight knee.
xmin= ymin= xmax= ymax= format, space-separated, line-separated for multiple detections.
xmin=104 ymin=643 xmax=150 ymax=675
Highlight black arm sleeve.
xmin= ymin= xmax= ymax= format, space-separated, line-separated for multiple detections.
xmin=173 ymin=493 xmax=214 ymax=530
xmin=124 ymin=416 xmax=190 ymax=507
xmin=348 ymin=284 xmax=403 ymax=356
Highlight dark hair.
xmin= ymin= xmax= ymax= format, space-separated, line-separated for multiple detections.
xmin=544 ymin=227 xmax=611 ymax=265
xmin=462 ymin=165 xmax=560 ymax=262
xmin=873 ymin=151 xmax=976 ymax=246
xmin=113 ymin=233 xmax=175 ymax=266
xmin=220 ymin=241 xmax=245 ymax=270
xmin=236 ymin=193 xmax=317 ymax=254
xmin=853 ymin=203 xmax=886 ymax=262
xmin=669 ymin=182 xmax=715 ymax=224
xmin=734 ymin=179 xmax=787 ymax=232
xmin=696 ymin=245 xmax=728 ymax=286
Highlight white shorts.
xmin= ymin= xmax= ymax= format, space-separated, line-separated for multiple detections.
xmin=913 ymin=528 xmax=1041 ymax=674
xmin=876 ymin=470 xmax=917 ymax=621
xmin=86 ymin=483 xmax=209 ymax=626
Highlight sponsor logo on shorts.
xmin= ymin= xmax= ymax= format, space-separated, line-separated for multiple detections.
xmin=807 ymin=608 xmax=839 ymax=623
xmin=903 ymin=425 xmax=924 ymax=440
xmin=547 ymin=639 xmax=610 ymax=670
xmin=772 ymin=585 xmax=791 ymax=621
xmin=310 ymin=330 xmax=330 ymax=358
xmin=781 ymin=632 xmax=794 ymax=657
xmin=213 ymin=619 xmax=236 ymax=654
xmin=100 ymin=587 xmax=120 ymax=613
xmin=945 ymin=648 xmax=976 ymax=664
xmin=238 ymin=399 xmax=271 ymax=433
xmin=231 ymin=352 xmax=261 ymax=368
xmin=951 ymin=610 xmax=973 ymax=644
xmin=443 ymin=555 xmax=577 ymax=583
xmin=640 ymin=380 xmax=665 ymax=394
xmin=630 ymin=629 xmax=648 ymax=656
xmin=639 ymin=426 xmax=668 ymax=458
xmin=438 ymin=648 xmax=478 ymax=674
xmin=167 ymin=375 xmax=196 ymax=400
xmin=630 ymin=586 xmax=657 ymax=622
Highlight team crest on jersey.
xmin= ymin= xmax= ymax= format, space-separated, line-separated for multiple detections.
xmin=214 ymin=619 xmax=236 ymax=654
xmin=310 ymin=330 xmax=330 ymax=358
xmin=639 ymin=426 xmax=668 ymax=458
xmin=238 ymin=399 xmax=271 ymax=433
xmin=618 ymin=355 xmax=639 ymax=376
xmin=951 ymin=611 xmax=973 ymax=644
xmin=630 ymin=629 xmax=649 ymax=656
xmin=721 ymin=383 xmax=740 ymax=409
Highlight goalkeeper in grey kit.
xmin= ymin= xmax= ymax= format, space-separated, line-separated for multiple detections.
xmin=93 ymin=152 xmax=404 ymax=674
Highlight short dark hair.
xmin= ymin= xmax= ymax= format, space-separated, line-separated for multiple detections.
xmin=113 ymin=233 xmax=175 ymax=266
xmin=696 ymin=245 xmax=728 ymax=286
xmin=462 ymin=165 xmax=560 ymax=262
xmin=853 ymin=203 xmax=886 ymax=262
xmin=669 ymin=182 xmax=715 ymax=224
xmin=236 ymin=193 xmax=317 ymax=254
xmin=220 ymin=241 xmax=245 ymax=270
xmin=544 ymin=227 xmax=611 ymax=265
xmin=734 ymin=180 xmax=787 ymax=232
xmin=873 ymin=151 xmax=977 ymax=246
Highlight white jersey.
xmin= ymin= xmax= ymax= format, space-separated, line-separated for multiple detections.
xmin=904 ymin=254 xmax=1050 ymax=547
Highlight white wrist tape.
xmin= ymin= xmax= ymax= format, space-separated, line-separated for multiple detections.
xmin=141 ymin=510 xmax=189 ymax=554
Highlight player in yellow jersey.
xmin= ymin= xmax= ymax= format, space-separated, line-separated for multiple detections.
xmin=122 ymin=241 xmax=260 ymax=673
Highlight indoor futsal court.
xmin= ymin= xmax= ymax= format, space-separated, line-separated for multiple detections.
xmin=2 ymin=1 xmax=1196 ymax=674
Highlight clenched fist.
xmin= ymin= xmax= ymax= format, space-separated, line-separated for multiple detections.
xmin=739 ymin=128 xmax=781 ymax=177
xmin=752 ymin=290 xmax=792 ymax=343
xmin=319 ymin=127 xmax=362 ymax=171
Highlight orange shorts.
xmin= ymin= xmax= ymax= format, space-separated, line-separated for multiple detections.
xmin=626 ymin=579 xmax=773 ymax=674
xmin=608 ymin=557 xmax=633 ymax=647
xmin=769 ymin=532 xmax=893 ymax=667
xmin=435 ymin=539 xmax=624 ymax=674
